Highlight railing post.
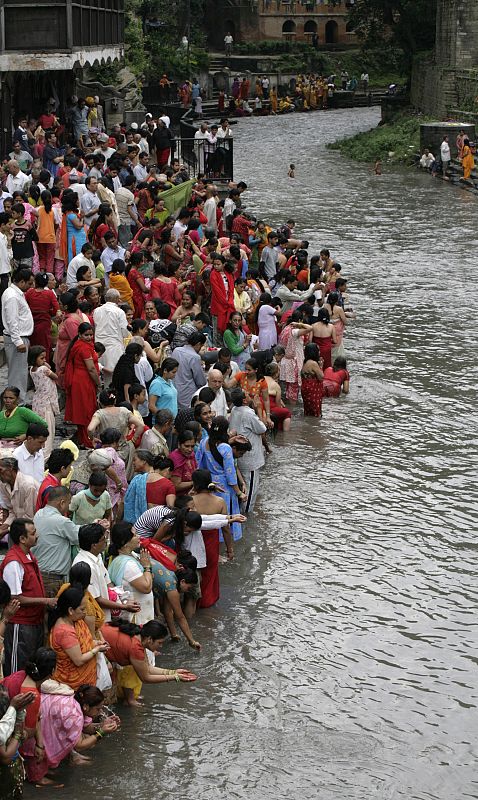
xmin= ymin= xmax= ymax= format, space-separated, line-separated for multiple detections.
xmin=66 ymin=0 xmax=73 ymax=51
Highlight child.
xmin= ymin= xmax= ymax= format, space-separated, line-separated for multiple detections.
xmin=98 ymin=428 xmax=127 ymax=520
xmin=109 ymin=258 xmax=133 ymax=309
xmin=69 ymin=471 xmax=112 ymax=525
xmin=0 ymin=212 xmax=13 ymax=293
xmin=11 ymin=201 xmax=38 ymax=269
xmin=288 ymin=163 xmax=295 ymax=178
xmin=28 ymin=345 xmax=59 ymax=459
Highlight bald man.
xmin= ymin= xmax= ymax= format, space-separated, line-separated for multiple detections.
xmin=193 ymin=368 xmax=228 ymax=417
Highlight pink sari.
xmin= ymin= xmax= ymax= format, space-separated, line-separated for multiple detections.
xmin=55 ymin=310 xmax=88 ymax=387
xmin=25 ymin=683 xmax=84 ymax=781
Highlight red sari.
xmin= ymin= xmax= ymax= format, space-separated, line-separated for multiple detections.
xmin=198 ymin=528 xmax=220 ymax=608
xmin=128 ymin=267 xmax=146 ymax=317
xmin=210 ymin=268 xmax=235 ymax=333
xmin=149 ymin=277 xmax=181 ymax=314
xmin=301 ymin=375 xmax=323 ymax=417
xmin=55 ymin=310 xmax=87 ymax=387
xmin=25 ymin=288 xmax=59 ymax=361
xmin=64 ymin=339 xmax=99 ymax=446
xmin=312 ymin=335 xmax=333 ymax=370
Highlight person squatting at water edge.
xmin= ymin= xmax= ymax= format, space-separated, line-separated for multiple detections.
xmin=0 ymin=139 xmax=355 ymax=793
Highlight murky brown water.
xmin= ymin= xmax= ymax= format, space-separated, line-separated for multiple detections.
xmin=40 ymin=108 xmax=478 ymax=799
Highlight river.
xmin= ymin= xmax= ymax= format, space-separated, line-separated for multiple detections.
xmin=56 ymin=108 xmax=478 ymax=800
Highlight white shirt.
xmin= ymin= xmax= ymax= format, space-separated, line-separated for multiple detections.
xmin=0 ymin=191 xmax=12 ymax=212
xmin=66 ymin=253 xmax=94 ymax=289
xmin=138 ymin=137 xmax=150 ymax=155
xmin=1 ymin=283 xmax=34 ymax=345
xmin=12 ymin=443 xmax=45 ymax=484
xmin=95 ymin=146 xmax=116 ymax=162
xmin=72 ymin=548 xmax=112 ymax=622
xmin=118 ymin=553 xmax=154 ymax=626
xmin=100 ymin=244 xmax=126 ymax=280
xmin=93 ymin=302 xmax=128 ymax=372
xmin=420 ymin=153 xmax=435 ymax=168
xmin=2 ymin=558 xmax=29 ymax=595
xmin=69 ymin=183 xmax=87 ymax=200
xmin=193 ymin=385 xmax=228 ymax=417
xmin=223 ymin=197 xmax=236 ymax=218
xmin=440 ymin=141 xmax=451 ymax=161
xmin=6 ymin=171 xmax=30 ymax=194
xmin=80 ymin=190 xmax=101 ymax=227
xmin=204 ymin=197 xmax=217 ymax=231
xmin=0 ymin=232 xmax=11 ymax=275
xmin=224 ymin=35 xmax=233 ymax=44
xmin=172 ymin=220 xmax=187 ymax=240
xmin=133 ymin=164 xmax=148 ymax=182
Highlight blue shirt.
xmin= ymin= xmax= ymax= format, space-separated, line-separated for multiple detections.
xmin=149 ymin=375 xmax=178 ymax=420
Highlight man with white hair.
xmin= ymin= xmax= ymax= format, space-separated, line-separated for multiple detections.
xmin=5 ymin=161 xmax=30 ymax=194
xmin=93 ymin=288 xmax=129 ymax=380
xmin=193 ymin=368 xmax=228 ymax=417
xmin=94 ymin=133 xmax=116 ymax=162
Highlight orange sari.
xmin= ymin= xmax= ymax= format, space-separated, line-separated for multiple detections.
xmin=50 ymin=619 xmax=96 ymax=690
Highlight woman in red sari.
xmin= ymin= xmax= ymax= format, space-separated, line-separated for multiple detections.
xmin=25 ymin=272 xmax=59 ymax=362
xmin=293 ymin=308 xmax=336 ymax=371
xmin=64 ymin=323 xmax=100 ymax=447
xmin=127 ymin=252 xmax=148 ymax=317
xmin=300 ymin=343 xmax=324 ymax=418
xmin=169 ymin=430 xmax=198 ymax=496
xmin=89 ymin=203 xmax=116 ymax=251
xmin=209 ymin=254 xmax=235 ymax=346
xmin=54 ymin=292 xmax=89 ymax=387
xmin=149 ymin=262 xmax=181 ymax=314
xmin=191 ymin=469 xmax=234 ymax=608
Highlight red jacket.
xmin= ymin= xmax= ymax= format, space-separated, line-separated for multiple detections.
xmin=0 ymin=544 xmax=46 ymax=625
xmin=209 ymin=268 xmax=235 ymax=332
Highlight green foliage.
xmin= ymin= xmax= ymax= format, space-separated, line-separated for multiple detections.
xmin=348 ymin=0 xmax=438 ymax=74
xmin=327 ymin=112 xmax=433 ymax=164
xmin=234 ymin=40 xmax=316 ymax=55
xmin=124 ymin=0 xmax=209 ymax=79
xmin=125 ymin=0 xmax=148 ymax=76
xmin=324 ymin=49 xmax=404 ymax=88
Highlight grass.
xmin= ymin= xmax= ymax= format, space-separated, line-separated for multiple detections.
xmin=327 ymin=112 xmax=434 ymax=165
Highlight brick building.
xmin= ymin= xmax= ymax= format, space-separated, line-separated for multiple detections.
xmin=205 ymin=0 xmax=356 ymax=49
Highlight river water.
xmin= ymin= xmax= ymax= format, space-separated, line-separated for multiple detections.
xmin=60 ymin=108 xmax=478 ymax=800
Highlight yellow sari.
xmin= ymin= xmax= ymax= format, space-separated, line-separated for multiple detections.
xmin=462 ymin=145 xmax=475 ymax=180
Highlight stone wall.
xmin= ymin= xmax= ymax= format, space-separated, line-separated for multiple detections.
xmin=412 ymin=0 xmax=478 ymax=118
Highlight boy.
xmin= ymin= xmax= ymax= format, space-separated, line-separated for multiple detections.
xmin=11 ymin=202 xmax=37 ymax=269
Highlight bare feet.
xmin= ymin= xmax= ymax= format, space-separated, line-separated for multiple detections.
xmin=124 ymin=697 xmax=143 ymax=707
xmin=70 ymin=751 xmax=92 ymax=766
xmin=34 ymin=777 xmax=65 ymax=788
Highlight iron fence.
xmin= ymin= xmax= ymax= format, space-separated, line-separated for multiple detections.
xmin=176 ymin=137 xmax=234 ymax=181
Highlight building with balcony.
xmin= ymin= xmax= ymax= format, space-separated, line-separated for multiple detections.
xmin=0 ymin=0 xmax=124 ymax=152
xmin=205 ymin=0 xmax=356 ymax=49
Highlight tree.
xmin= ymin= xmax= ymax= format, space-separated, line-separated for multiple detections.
xmin=349 ymin=0 xmax=438 ymax=72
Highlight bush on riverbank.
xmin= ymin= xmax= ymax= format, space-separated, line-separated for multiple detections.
xmin=327 ymin=113 xmax=431 ymax=165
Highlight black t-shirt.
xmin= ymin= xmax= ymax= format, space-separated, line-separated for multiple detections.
xmin=111 ymin=355 xmax=137 ymax=404
xmin=12 ymin=221 xmax=37 ymax=259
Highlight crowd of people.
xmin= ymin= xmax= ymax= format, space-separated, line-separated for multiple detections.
xmin=419 ymin=129 xmax=476 ymax=182
xmin=0 ymin=106 xmax=353 ymax=795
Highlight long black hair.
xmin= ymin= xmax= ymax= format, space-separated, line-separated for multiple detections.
xmin=48 ymin=587 xmax=84 ymax=630
xmin=106 ymin=618 xmax=168 ymax=640
xmin=208 ymin=415 xmax=230 ymax=467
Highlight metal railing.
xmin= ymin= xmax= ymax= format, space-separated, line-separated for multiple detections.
xmin=175 ymin=137 xmax=234 ymax=182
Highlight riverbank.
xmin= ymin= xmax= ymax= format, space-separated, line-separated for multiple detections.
xmin=326 ymin=111 xmax=429 ymax=165
xmin=53 ymin=106 xmax=478 ymax=800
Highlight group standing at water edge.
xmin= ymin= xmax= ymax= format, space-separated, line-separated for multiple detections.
xmin=0 ymin=106 xmax=353 ymax=794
